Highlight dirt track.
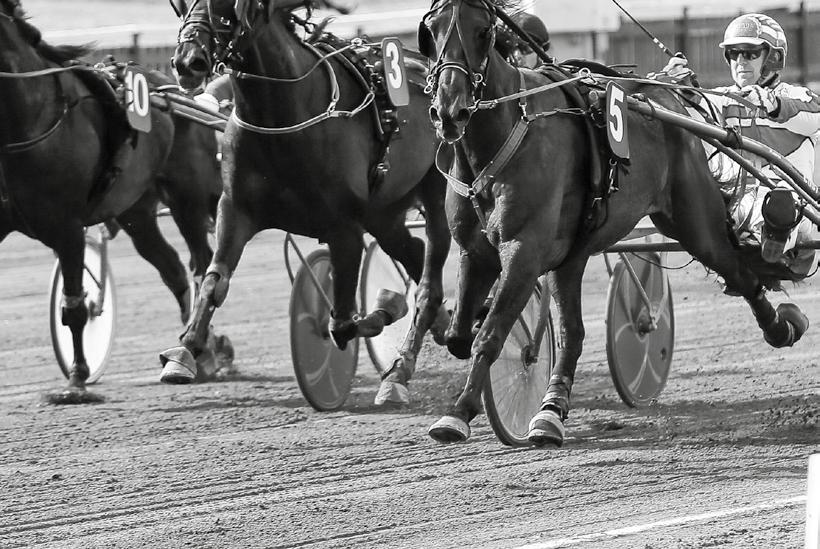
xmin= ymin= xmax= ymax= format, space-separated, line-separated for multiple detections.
xmin=1 ymin=219 xmax=817 ymax=549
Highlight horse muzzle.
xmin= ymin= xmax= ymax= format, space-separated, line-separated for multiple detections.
xmin=429 ymin=102 xmax=471 ymax=144
xmin=172 ymin=46 xmax=211 ymax=92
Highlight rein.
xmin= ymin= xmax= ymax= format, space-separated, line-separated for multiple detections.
xmin=0 ymin=66 xmax=92 ymax=153
xmin=205 ymin=10 xmax=377 ymax=135
xmin=227 ymin=39 xmax=375 ymax=134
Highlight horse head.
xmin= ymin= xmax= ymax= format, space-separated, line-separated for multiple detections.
xmin=419 ymin=0 xmax=498 ymax=143
xmin=172 ymin=0 xmax=218 ymax=90
xmin=0 ymin=0 xmax=38 ymax=68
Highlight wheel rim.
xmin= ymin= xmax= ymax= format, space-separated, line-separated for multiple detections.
xmin=486 ymin=292 xmax=553 ymax=445
xmin=606 ymin=254 xmax=674 ymax=407
xmin=50 ymin=242 xmax=116 ymax=384
xmin=290 ymin=249 xmax=358 ymax=411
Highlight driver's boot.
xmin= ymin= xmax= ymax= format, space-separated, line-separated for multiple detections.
xmin=760 ymin=188 xmax=802 ymax=264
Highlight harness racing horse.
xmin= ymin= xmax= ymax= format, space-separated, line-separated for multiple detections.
xmin=0 ymin=0 xmax=221 ymax=401
xmin=419 ymin=0 xmax=810 ymax=445
xmin=160 ymin=0 xmax=451 ymax=394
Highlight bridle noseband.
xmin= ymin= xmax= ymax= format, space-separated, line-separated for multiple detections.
xmin=421 ymin=0 xmax=497 ymax=105
xmin=175 ymin=0 xmax=217 ymax=73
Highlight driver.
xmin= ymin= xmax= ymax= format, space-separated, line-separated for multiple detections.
xmin=663 ymin=13 xmax=820 ymax=277
xmin=193 ymin=73 xmax=234 ymax=116
xmin=497 ymin=12 xmax=552 ymax=69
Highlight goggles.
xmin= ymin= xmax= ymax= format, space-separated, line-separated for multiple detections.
xmin=726 ymin=47 xmax=765 ymax=62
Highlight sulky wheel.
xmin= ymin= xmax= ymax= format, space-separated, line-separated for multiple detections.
xmin=483 ymin=284 xmax=555 ymax=447
xmin=359 ymin=240 xmax=416 ymax=375
xmin=606 ymin=252 xmax=674 ymax=408
xmin=49 ymin=235 xmax=117 ymax=384
xmin=290 ymin=248 xmax=359 ymax=411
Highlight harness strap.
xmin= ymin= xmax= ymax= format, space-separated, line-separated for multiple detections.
xmin=436 ymin=75 xmax=531 ymax=230
xmin=230 ymin=41 xmax=375 ymax=134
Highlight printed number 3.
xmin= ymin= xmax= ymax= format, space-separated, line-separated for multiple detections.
xmin=608 ymin=85 xmax=625 ymax=143
xmin=385 ymin=41 xmax=403 ymax=89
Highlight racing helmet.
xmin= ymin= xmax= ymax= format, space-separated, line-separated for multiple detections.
xmin=511 ymin=12 xmax=550 ymax=51
xmin=719 ymin=13 xmax=787 ymax=75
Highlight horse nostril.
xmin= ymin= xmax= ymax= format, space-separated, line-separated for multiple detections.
xmin=174 ymin=62 xmax=192 ymax=77
xmin=453 ymin=108 xmax=471 ymax=124
xmin=190 ymin=58 xmax=210 ymax=74
xmin=429 ymin=105 xmax=441 ymax=123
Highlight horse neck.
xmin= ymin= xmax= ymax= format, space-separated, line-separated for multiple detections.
xmin=461 ymin=52 xmax=522 ymax=163
xmin=232 ymin=15 xmax=336 ymax=124
xmin=0 ymin=36 xmax=62 ymax=146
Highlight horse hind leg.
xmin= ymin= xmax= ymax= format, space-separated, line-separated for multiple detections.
xmin=656 ymin=181 xmax=808 ymax=349
xmin=46 ymin=224 xmax=105 ymax=404
xmin=159 ymin=193 xmax=252 ymax=384
xmin=116 ymin=192 xmax=192 ymax=324
xmin=527 ymin=254 xmax=589 ymax=448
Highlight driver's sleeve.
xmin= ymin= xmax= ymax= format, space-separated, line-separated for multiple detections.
xmin=770 ymin=83 xmax=820 ymax=136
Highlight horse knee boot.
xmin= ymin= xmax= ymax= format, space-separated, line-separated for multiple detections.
xmin=61 ymin=293 xmax=89 ymax=328
xmin=761 ymin=189 xmax=802 ymax=263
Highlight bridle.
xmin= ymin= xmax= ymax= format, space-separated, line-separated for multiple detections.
xmin=204 ymin=0 xmax=285 ymax=69
xmin=186 ymin=0 xmax=374 ymax=134
xmin=420 ymin=0 xmax=497 ymax=105
xmin=174 ymin=0 xmax=219 ymax=73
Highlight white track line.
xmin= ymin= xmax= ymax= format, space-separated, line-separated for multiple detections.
xmin=513 ymin=496 xmax=806 ymax=549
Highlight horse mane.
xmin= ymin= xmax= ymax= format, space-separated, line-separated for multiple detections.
xmin=8 ymin=5 xmax=93 ymax=64
xmin=487 ymin=0 xmax=520 ymax=10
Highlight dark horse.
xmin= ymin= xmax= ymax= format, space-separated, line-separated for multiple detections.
xmin=160 ymin=0 xmax=451 ymax=394
xmin=418 ymin=0 xmax=810 ymax=445
xmin=0 ymin=0 xmax=221 ymax=399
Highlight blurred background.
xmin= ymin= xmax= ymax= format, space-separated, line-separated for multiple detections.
xmin=20 ymin=0 xmax=820 ymax=88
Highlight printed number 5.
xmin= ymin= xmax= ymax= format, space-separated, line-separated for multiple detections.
xmin=385 ymin=41 xmax=403 ymax=90
xmin=608 ymin=84 xmax=624 ymax=143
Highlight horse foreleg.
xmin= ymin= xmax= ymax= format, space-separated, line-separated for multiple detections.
xmin=375 ymin=174 xmax=451 ymax=405
xmin=117 ymin=193 xmax=191 ymax=324
xmin=429 ymin=239 xmax=538 ymax=443
xmin=55 ymin=226 xmax=91 ymax=391
xmin=159 ymin=193 xmax=252 ymax=383
xmin=528 ymin=254 xmax=589 ymax=448
xmin=326 ymin=229 xmax=366 ymax=350
xmin=445 ymin=242 xmax=499 ymax=360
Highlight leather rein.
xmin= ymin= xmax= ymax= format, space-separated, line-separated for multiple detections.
xmin=198 ymin=2 xmax=374 ymax=134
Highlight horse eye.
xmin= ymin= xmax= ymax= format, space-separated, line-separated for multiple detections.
xmin=479 ymin=26 xmax=493 ymax=39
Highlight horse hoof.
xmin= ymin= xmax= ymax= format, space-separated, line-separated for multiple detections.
xmin=44 ymin=387 xmax=105 ymax=405
xmin=374 ymin=288 xmax=409 ymax=324
xmin=329 ymin=317 xmax=356 ymax=350
xmin=159 ymin=347 xmax=197 ymax=384
xmin=527 ymin=409 xmax=565 ymax=448
xmin=447 ymin=338 xmax=472 ymax=360
xmin=374 ymin=381 xmax=409 ymax=406
xmin=430 ymin=306 xmax=451 ymax=346
xmin=764 ymin=303 xmax=809 ymax=348
xmin=214 ymin=334 xmax=235 ymax=369
xmin=779 ymin=303 xmax=809 ymax=345
xmin=428 ymin=415 xmax=470 ymax=443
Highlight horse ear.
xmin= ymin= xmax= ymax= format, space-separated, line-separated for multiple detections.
xmin=418 ymin=21 xmax=436 ymax=59
xmin=168 ymin=0 xmax=188 ymax=18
